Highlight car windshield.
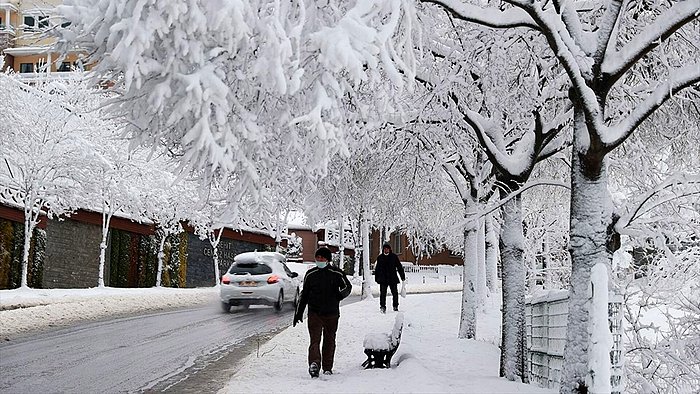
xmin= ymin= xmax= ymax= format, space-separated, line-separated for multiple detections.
xmin=229 ymin=262 xmax=273 ymax=275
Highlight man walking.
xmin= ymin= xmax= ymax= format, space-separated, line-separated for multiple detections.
xmin=293 ymin=247 xmax=352 ymax=378
xmin=374 ymin=242 xmax=405 ymax=313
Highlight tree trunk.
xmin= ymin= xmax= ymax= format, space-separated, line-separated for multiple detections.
xmin=458 ymin=222 xmax=478 ymax=339
xmin=20 ymin=205 xmax=34 ymax=289
xmin=361 ymin=219 xmax=372 ymax=299
xmin=477 ymin=216 xmax=488 ymax=305
xmin=485 ymin=214 xmax=499 ymax=293
xmin=561 ymin=125 xmax=612 ymax=393
xmin=353 ymin=216 xmax=361 ymax=278
xmin=338 ymin=214 xmax=345 ymax=268
xmin=155 ymin=234 xmax=166 ymax=287
xmin=98 ymin=210 xmax=113 ymax=288
xmin=499 ymin=194 xmax=526 ymax=381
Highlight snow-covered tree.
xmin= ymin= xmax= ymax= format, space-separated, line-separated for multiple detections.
xmin=414 ymin=1 xmax=700 ymax=390
xmin=55 ymin=0 xmax=418 ymax=213
xmin=0 ymin=72 xmax=95 ymax=288
xmin=82 ymin=133 xmax=159 ymax=288
xmin=144 ymin=174 xmax=197 ymax=287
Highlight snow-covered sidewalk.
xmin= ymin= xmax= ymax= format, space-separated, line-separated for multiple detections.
xmin=220 ymin=292 xmax=554 ymax=394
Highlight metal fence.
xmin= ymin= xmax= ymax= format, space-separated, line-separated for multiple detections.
xmin=525 ymin=290 xmax=624 ymax=393
xmin=402 ymin=264 xmax=462 ymax=284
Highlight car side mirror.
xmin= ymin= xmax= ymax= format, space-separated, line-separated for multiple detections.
xmin=290 ymin=272 xmax=299 ymax=278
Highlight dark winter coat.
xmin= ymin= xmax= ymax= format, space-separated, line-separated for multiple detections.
xmin=374 ymin=251 xmax=405 ymax=285
xmin=295 ymin=264 xmax=352 ymax=318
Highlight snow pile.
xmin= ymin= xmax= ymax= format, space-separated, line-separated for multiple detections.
xmin=362 ymin=312 xmax=404 ymax=351
xmin=0 ymin=286 xmax=217 ymax=339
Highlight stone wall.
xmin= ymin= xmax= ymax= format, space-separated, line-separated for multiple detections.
xmin=43 ymin=218 xmax=102 ymax=288
xmin=186 ymin=234 xmax=268 ymax=288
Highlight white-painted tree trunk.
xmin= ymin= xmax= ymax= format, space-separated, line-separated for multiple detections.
xmin=561 ymin=118 xmax=613 ymax=393
xmin=209 ymin=229 xmax=223 ymax=286
xmin=485 ymin=214 xmax=499 ymax=293
xmin=155 ymin=234 xmax=167 ymax=287
xmin=20 ymin=203 xmax=35 ymax=289
xmin=361 ymin=219 xmax=372 ymax=299
xmin=458 ymin=222 xmax=478 ymax=339
xmin=98 ymin=204 xmax=114 ymax=288
xmin=477 ymin=216 xmax=488 ymax=305
xmin=499 ymin=194 xmax=525 ymax=381
xmin=587 ymin=263 xmax=612 ymax=393
xmin=352 ymin=217 xmax=360 ymax=278
xmin=338 ymin=214 xmax=345 ymax=267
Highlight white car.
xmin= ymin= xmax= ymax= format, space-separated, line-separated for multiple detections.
xmin=219 ymin=251 xmax=300 ymax=313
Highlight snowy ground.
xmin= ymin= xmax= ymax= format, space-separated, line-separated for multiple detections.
xmin=220 ymin=291 xmax=553 ymax=394
xmin=0 ymin=279 xmax=553 ymax=393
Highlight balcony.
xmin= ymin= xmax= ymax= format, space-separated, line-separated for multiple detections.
xmin=1 ymin=0 xmax=19 ymax=51
xmin=0 ymin=27 xmax=13 ymax=53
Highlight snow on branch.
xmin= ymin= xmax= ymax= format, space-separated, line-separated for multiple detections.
xmin=311 ymin=0 xmax=417 ymax=90
xmin=460 ymin=105 xmax=560 ymax=179
xmin=614 ymin=173 xmax=700 ymax=236
xmin=592 ymin=0 xmax=624 ymax=64
xmin=476 ymin=178 xmax=570 ymax=219
xmin=602 ymin=62 xmax=700 ymax=151
xmin=600 ymin=0 xmax=700 ymax=85
xmin=421 ymin=0 xmax=539 ymax=29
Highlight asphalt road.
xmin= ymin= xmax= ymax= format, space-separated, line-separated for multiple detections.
xmin=0 ymin=301 xmax=295 ymax=394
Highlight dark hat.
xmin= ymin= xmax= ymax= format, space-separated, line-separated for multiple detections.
xmin=382 ymin=242 xmax=392 ymax=251
xmin=315 ymin=247 xmax=333 ymax=262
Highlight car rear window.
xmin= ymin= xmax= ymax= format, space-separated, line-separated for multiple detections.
xmin=229 ymin=262 xmax=273 ymax=275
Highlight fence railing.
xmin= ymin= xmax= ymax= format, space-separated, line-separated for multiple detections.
xmin=525 ymin=290 xmax=624 ymax=393
xmin=402 ymin=264 xmax=462 ymax=284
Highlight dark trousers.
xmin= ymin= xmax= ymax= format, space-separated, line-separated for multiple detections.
xmin=379 ymin=283 xmax=399 ymax=309
xmin=307 ymin=312 xmax=339 ymax=372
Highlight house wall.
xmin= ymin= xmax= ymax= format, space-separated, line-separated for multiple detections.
xmin=11 ymin=53 xmax=85 ymax=73
xmin=287 ymin=228 xmax=319 ymax=262
xmin=369 ymin=229 xmax=463 ymax=266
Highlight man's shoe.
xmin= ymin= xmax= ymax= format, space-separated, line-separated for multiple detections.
xmin=393 ymin=306 xmax=399 ymax=311
xmin=323 ymin=370 xmax=333 ymax=375
xmin=380 ymin=306 xmax=386 ymax=314
xmin=309 ymin=362 xmax=320 ymax=378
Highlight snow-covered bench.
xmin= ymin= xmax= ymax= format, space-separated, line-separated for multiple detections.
xmin=362 ymin=313 xmax=404 ymax=369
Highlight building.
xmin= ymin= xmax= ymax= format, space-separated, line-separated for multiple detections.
xmin=369 ymin=229 xmax=462 ymax=266
xmin=1 ymin=0 xmax=87 ymax=78
xmin=0 ymin=202 xmax=284 ymax=289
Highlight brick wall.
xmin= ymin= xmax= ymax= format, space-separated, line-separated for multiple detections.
xmin=185 ymin=233 xmax=268 ymax=288
xmin=43 ymin=218 xmax=102 ymax=288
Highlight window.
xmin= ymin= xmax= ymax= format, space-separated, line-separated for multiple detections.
xmin=393 ymin=234 xmax=402 ymax=254
xmin=19 ymin=63 xmax=34 ymax=73
xmin=38 ymin=16 xmax=49 ymax=29
xmin=228 ymin=262 xmax=272 ymax=275
xmin=57 ymin=62 xmax=72 ymax=72
xmin=23 ymin=16 xmax=35 ymax=30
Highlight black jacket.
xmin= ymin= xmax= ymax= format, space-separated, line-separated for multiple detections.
xmin=295 ymin=264 xmax=351 ymax=318
xmin=374 ymin=252 xmax=405 ymax=285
